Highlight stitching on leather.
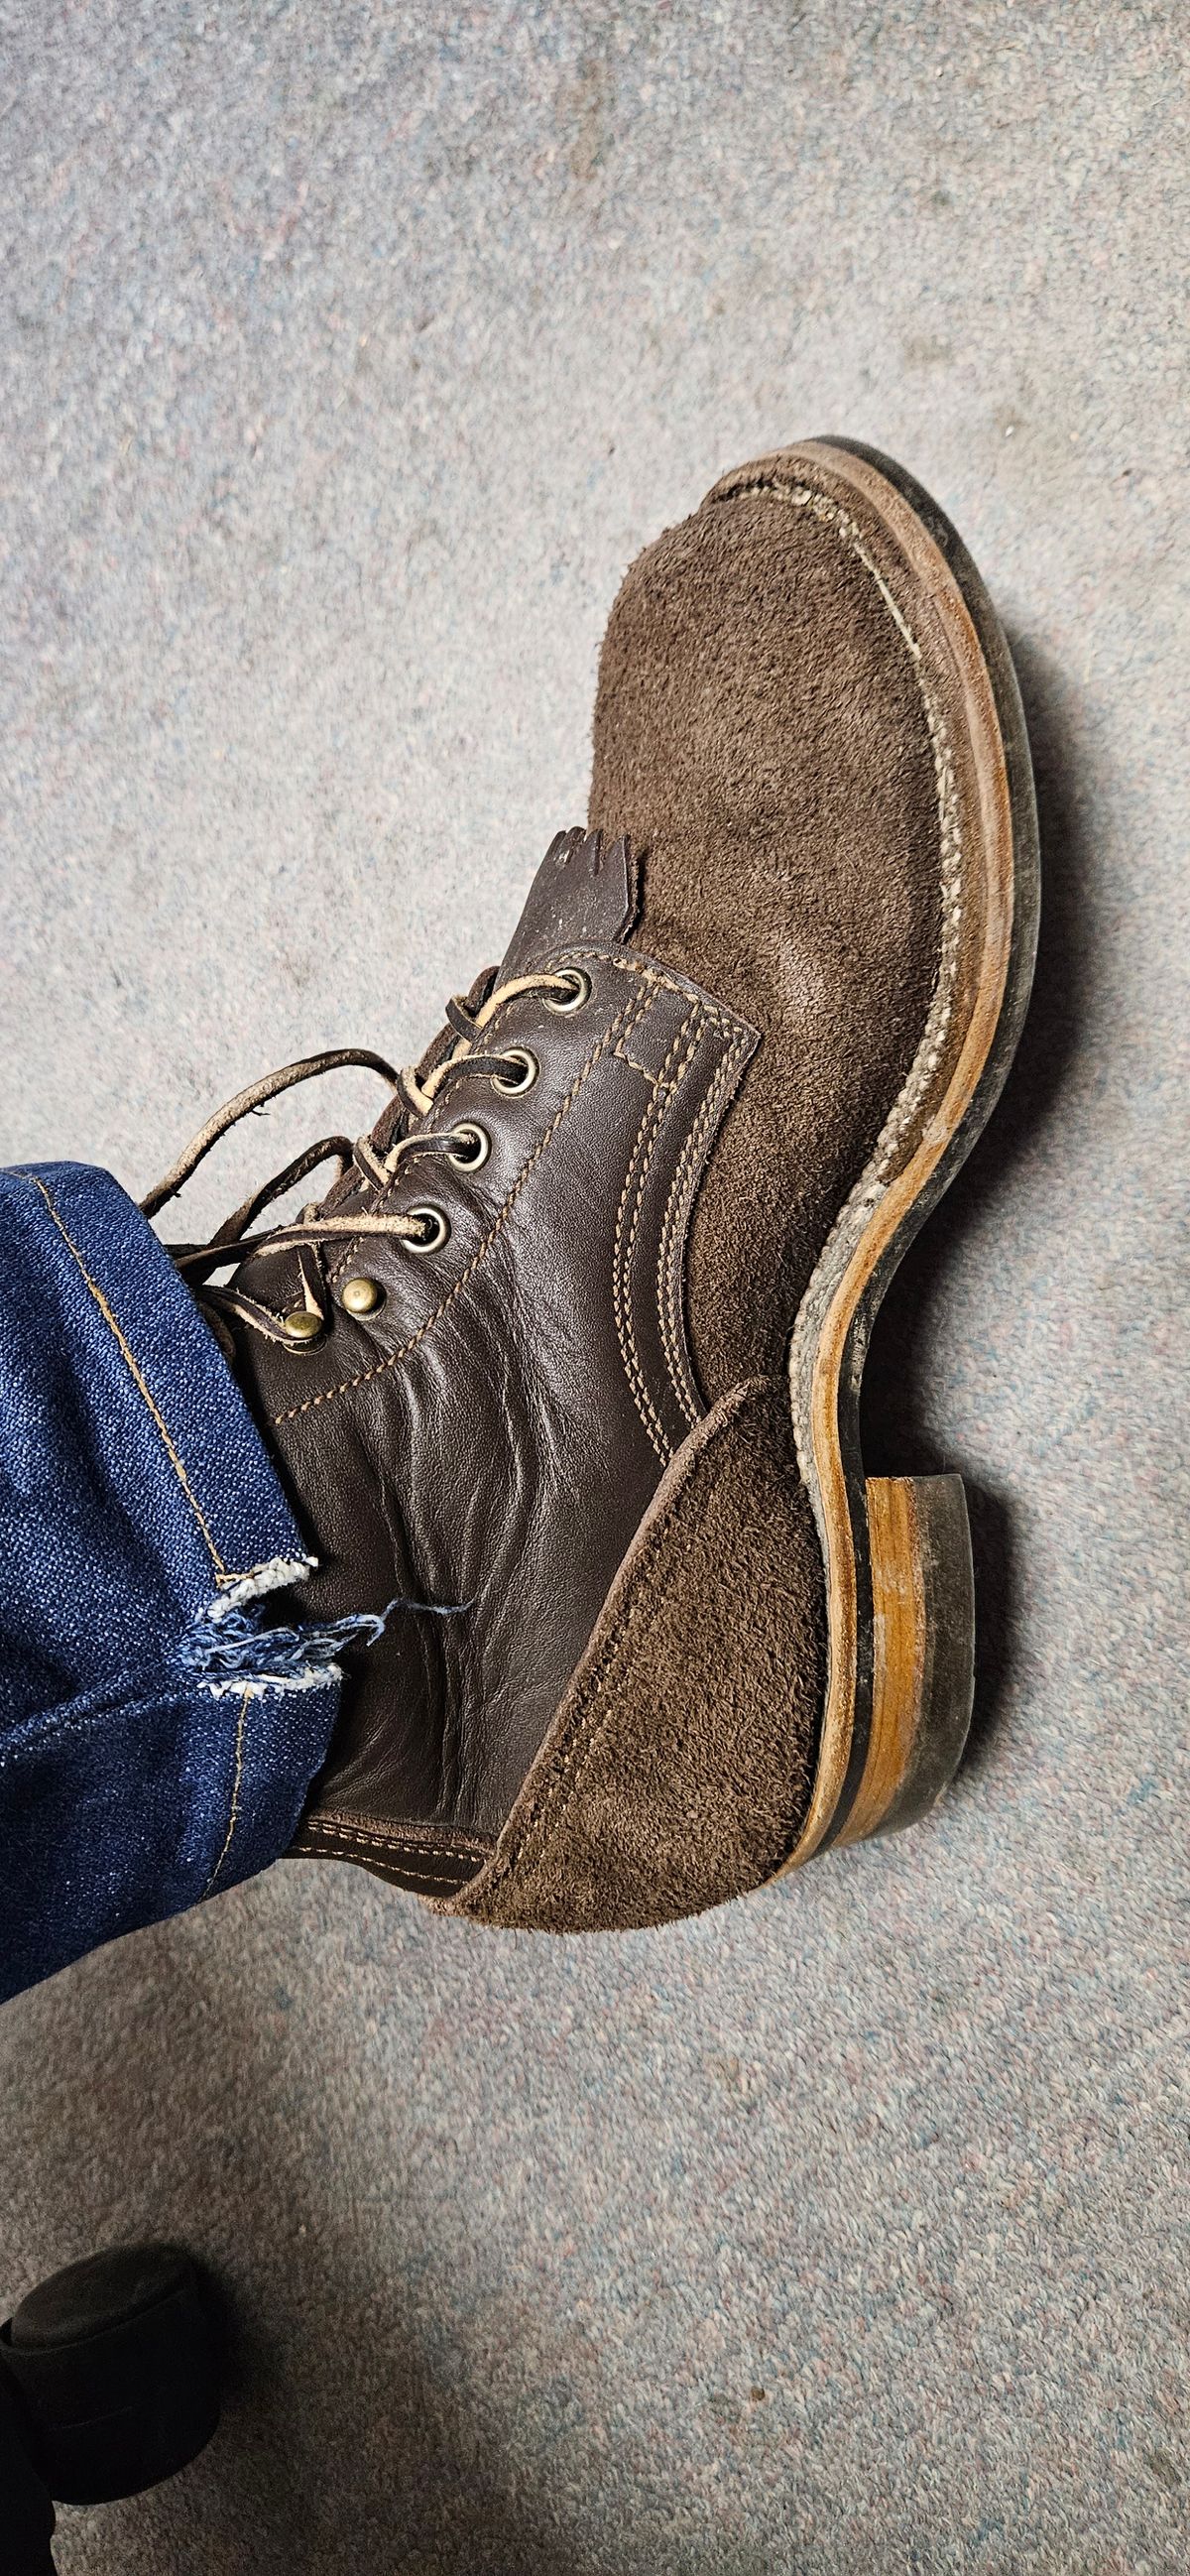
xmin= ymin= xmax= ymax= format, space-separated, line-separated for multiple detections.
xmin=613 ymin=1045 xmax=667 ymax=1086
xmin=622 ymin=1009 xmax=704 ymax=1449
xmin=292 ymin=1842 xmax=479 ymax=1891
xmin=322 ymin=982 xmax=540 ymax=1289
xmin=611 ymin=1083 xmax=668 ymax=1460
xmin=270 ymin=986 xmax=649 ymax=1425
xmin=17 ymin=1170 xmax=232 ymax=1580
xmin=564 ymin=945 xmax=748 ymax=1043
xmin=611 ymin=1006 xmax=700 ymax=1463
xmin=201 ymin=1684 xmax=251 ymax=1896
xmin=712 ymin=472 xmax=964 ymax=1484
xmin=655 ymin=1030 xmax=753 ymax=1429
xmin=654 ymin=1035 xmax=736 ymax=1421
xmin=297 ymin=1816 xmax=489 ymax=1863
xmin=476 ymin=1384 xmax=766 ymax=1898
xmin=321 ymin=948 xmax=749 ymax=1288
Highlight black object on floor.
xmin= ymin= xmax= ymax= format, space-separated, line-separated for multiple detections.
xmin=0 ymin=2243 xmax=222 ymax=2570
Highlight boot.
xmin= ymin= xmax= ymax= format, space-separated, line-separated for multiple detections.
xmin=153 ymin=441 xmax=1037 ymax=1931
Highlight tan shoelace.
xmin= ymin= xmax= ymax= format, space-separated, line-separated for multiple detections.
xmin=145 ymin=964 xmax=586 ymax=1351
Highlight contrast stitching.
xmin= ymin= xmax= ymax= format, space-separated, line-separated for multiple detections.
xmin=290 ymin=1842 xmax=479 ymax=1892
xmin=323 ymin=966 xmax=653 ymax=1289
xmin=18 ymin=1171 xmax=230 ymax=1580
xmin=479 ymin=1387 xmax=764 ymax=1896
xmin=318 ymin=948 xmax=746 ymax=1290
xmin=565 ymin=945 xmax=746 ymax=1043
xmin=611 ymin=1008 xmax=699 ymax=1462
xmin=611 ymin=1087 xmax=668 ymax=1459
xmin=202 ymin=1684 xmax=250 ymax=1896
xmin=613 ymin=1046 xmax=668 ymax=1087
xmin=655 ymin=1030 xmax=753 ymax=1428
xmin=271 ymin=986 xmax=648 ymax=1425
xmin=297 ymin=1816 xmax=489 ymax=1863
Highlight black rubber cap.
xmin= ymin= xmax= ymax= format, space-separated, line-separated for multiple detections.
xmin=0 ymin=2364 xmax=56 ymax=2571
xmin=1 ymin=2244 xmax=221 ymax=2506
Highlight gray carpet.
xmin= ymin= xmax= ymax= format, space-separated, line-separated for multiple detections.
xmin=1 ymin=5 xmax=1186 ymax=2569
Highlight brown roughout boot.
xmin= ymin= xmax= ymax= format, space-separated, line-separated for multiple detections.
xmin=153 ymin=441 xmax=1038 ymax=1931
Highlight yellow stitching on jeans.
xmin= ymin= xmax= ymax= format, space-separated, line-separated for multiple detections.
xmin=19 ymin=1171 xmax=228 ymax=1577
xmin=202 ymin=1683 xmax=250 ymax=1895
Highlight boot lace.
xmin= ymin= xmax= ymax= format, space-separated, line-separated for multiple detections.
xmin=145 ymin=963 xmax=588 ymax=1352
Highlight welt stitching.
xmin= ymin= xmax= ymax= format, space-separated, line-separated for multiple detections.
xmin=202 ymin=1684 xmax=250 ymax=1896
xmin=611 ymin=1008 xmax=698 ymax=1462
xmin=655 ymin=1031 xmax=752 ymax=1426
xmin=271 ymin=985 xmax=648 ymax=1425
xmin=18 ymin=1171 xmax=230 ymax=1580
xmin=481 ymin=1388 xmax=762 ymax=1893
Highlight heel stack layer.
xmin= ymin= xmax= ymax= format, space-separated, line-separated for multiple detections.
xmin=835 ymin=1472 xmax=974 ymax=1848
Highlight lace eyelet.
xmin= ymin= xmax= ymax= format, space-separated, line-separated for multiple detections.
xmin=543 ymin=967 xmax=592 ymax=1015
xmin=407 ymin=1205 xmax=450 ymax=1254
xmin=445 ymin=1121 xmax=491 ymax=1171
xmin=491 ymin=1048 xmax=538 ymax=1097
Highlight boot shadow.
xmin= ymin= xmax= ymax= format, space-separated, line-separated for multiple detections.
xmin=862 ymin=630 xmax=1087 ymax=1771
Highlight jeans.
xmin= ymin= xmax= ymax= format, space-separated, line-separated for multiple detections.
xmin=0 ymin=1162 xmax=345 ymax=2005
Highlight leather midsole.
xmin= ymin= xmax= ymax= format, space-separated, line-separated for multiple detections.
xmin=776 ymin=438 xmax=1036 ymax=1868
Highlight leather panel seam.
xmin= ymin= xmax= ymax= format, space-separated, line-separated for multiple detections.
xmin=476 ymin=1382 xmax=770 ymax=1900
xmin=564 ymin=944 xmax=756 ymax=1046
xmin=611 ymin=1003 xmax=701 ymax=1463
xmin=655 ymin=1027 xmax=755 ymax=1429
xmin=298 ymin=1817 xmax=490 ymax=1863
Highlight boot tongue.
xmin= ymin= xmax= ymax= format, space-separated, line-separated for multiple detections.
xmin=499 ymin=827 xmax=639 ymax=980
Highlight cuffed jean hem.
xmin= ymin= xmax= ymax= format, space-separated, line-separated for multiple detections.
xmin=0 ymin=1162 xmax=343 ymax=2002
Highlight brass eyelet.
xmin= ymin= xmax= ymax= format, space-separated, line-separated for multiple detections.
xmin=408 ymin=1205 xmax=450 ymax=1254
xmin=445 ymin=1121 xmax=491 ymax=1171
xmin=340 ymin=1275 xmax=385 ymax=1316
xmin=491 ymin=1047 xmax=538 ymax=1097
xmin=283 ymin=1307 xmax=324 ymax=1346
xmin=543 ymin=967 xmax=592 ymax=1015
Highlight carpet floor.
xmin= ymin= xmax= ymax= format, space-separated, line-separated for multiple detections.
xmin=1 ymin=5 xmax=1186 ymax=2569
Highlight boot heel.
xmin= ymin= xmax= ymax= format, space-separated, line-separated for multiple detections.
xmin=837 ymin=1474 xmax=975 ymax=1847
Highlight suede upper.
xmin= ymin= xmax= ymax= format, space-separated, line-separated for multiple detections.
xmin=591 ymin=475 xmax=942 ymax=1400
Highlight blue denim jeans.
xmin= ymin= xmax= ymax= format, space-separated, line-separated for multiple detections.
xmin=0 ymin=1162 xmax=346 ymax=2004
